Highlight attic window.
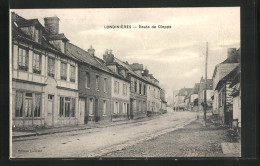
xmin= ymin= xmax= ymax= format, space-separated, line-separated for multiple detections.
xmin=14 ymin=22 xmax=18 ymax=27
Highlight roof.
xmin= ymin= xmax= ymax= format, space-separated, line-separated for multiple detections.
xmin=48 ymin=33 xmax=69 ymax=41
xmin=193 ymin=83 xmax=200 ymax=94
xmin=12 ymin=12 xmax=78 ymax=62
xmin=212 ymin=48 xmax=240 ymax=78
xmin=199 ymin=79 xmax=213 ymax=91
xmin=66 ymin=42 xmax=112 ymax=74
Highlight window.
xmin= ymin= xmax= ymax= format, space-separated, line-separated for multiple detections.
xmin=123 ymin=103 xmax=127 ymax=114
xmin=25 ymin=93 xmax=33 ymax=117
xmin=48 ymin=57 xmax=55 ymax=77
xmin=114 ymin=102 xmax=119 ymax=114
xmin=34 ymin=94 xmax=41 ymax=117
xmin=104 ymin=78 xmax=107 ymax=92
xmin=59 ymin=97 xmax=75 ymax=117
xmin=18 ymin=47 xmax=28 ymax=71
xmin=96 ymin=75 xmax=99 ymax=90
xmin=114 ymin=81 xmax=119 ymax=94
xmin=123 ymin=84 xmax=127 ymax=95
xmin=89 ymin=98 xmax=94 ymax=115
xmin=139 ymin=83 xmax=142 ymax=95
xmin=134 ymin=80 xmax=137 ymax=92
xmin=148 ymin=101 xmax=150 ymax=111
xmin=103 ymin=100 xmax=107 ymax=115
xmin=85 ymin=72 xmax=90 ymax=88
xmin=143 ymin=85 xmax=146 ymax=95
xmin=139 ymin=100 xmax=142 ymax=112
xmin=60 ymin=62 xmax=67 ymax=80
xmin=70 ymin=65 xmax=75 ymax=82
xmin=15 ymin=92 xmax=23 ymax=117
xmin=33 ymin=52 xmax=41 ymax=74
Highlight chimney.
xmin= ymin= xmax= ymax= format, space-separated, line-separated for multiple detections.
xmin=103 ymin=49 xmax=114 ymax=63
xmin=88 ymin=45 xmax=95 ymax=56
xmin=44 ymin=16 xmax=60 ymax=35
xmin=125 ymin=61 xmax=129 ymax=65
xmin=227 ymin=48 xmax=236 ymax=59
xmin=143 ymin=66 xmax=149 ymax=75
xmin=130 ymin=63 xmax=143 ymax=75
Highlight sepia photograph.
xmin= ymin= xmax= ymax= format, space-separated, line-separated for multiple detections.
xmin=10 ymin=7 xmax=241 ymax=158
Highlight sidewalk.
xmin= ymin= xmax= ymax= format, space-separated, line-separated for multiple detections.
xmin=12 ymin=114 xmax=159 ymax=139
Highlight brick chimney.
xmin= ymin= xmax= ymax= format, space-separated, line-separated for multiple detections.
xmin=130 ymin=63 xmax=143 ymax=75
xmin=103 ymin=49 xmax=114 ymax=63
xmin=88 ymin=45 xmax=95 ymax=56
xmin=227 ymin=48 xmax=236 ymax=59
xmin=44 ymin=16 xmax=60 ymax=35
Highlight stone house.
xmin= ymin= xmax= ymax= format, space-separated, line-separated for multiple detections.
xmin=174 ymin=88 xmax=193 ymax=111
xmin=212 ymin=48 xmax=240 ymax=125
xmin=112 ymin=61 xmax=148 ymax=119
xmin=11 ymin=13 xmax=80 ymax=128
xmin=142 ymin=71 xmax=161 ymax=115
xmin=103 ymin=50 xmax=131 ymax=121
xmin=66 ymin=44 xmax=113 ymax=124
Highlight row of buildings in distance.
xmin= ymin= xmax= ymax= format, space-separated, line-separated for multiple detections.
xmin=11 ymin=13 xmax=167 ymax=128
xmin=173 ymin=48 xmax=241 ymax=132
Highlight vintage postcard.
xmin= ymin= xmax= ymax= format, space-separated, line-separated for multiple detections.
xmin=10 ymin=8 xmax=241 ymax=158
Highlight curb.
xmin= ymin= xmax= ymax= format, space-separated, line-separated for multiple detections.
xmin=12 ymin=116 xmax=150 ymax=139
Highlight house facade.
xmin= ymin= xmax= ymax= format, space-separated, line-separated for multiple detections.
xmin=103 ymin=50 xmax=131 ymax=121
xmin=111 ymin=61 xmax=148 ymax=119
xmin=11 ymin=13 xmax=80 ymax=128
xmin=228 ymin=65 xmax=241 ymax=131
xmin=160 ymin=89 xmax=167 ymax=113
xmin=212 ymin=48 xmax=240 ymax=125
xmin=142 ymin=70 xmax=161 ymax=115
xmin=198 ymin=77 xmax=214 ymax=111
xmin=66 ymin=44 xmax=113 ymax=124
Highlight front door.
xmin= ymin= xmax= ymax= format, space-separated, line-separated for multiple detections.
xmin=79 ymin=98 xmax=86 ymax=124
xmin=47 ymin=95 xmax=54 ymax=126
xmin=94 ymin=99 xmax=99 ymax=122
xmin=130 ymin=99 xmax=134 ymax=119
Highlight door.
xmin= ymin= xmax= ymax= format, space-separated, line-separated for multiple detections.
xmin=94 ymin=99 xmax=99 ymax=122
xmin=47 ymin=95 xmax=54 ymax=126
xmin=79 ymin=98 xmax=86 ymax=124
xmin=127 ymin=104 xmax=130 ymax=119
xmin=130 ymin=99 xmax=134 ymax=119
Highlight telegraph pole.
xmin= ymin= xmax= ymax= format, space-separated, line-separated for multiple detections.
xmin=204 ymin=42 xmax=208 ymax=122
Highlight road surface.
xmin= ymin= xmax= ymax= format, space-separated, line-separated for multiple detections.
xmin=11 ymin=108 xmax=198 ymax=158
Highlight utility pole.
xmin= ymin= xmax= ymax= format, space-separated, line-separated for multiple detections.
xmin=204 ymin=42 xmax=208 ymax=122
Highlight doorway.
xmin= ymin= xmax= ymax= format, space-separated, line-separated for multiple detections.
xmin=47 ymin=94 xmax=54 ymax=126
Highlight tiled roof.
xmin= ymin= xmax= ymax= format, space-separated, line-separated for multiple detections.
xmin=12 ymin=12 xmax=78 ymax=61
xmin=114 ymin=58 xmax=148 ymax=81
xmin=66 ymin=43 xmax=112 ymax=74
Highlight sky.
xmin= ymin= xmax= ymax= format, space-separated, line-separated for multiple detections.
xmin=11 ymin=8 xmax=240 ymax=98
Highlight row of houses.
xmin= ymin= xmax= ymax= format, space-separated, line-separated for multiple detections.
xmin=11 ymin=13 xmax=167 ymax=128
xmin=173 ymin=47 xmax=241 ymax=131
